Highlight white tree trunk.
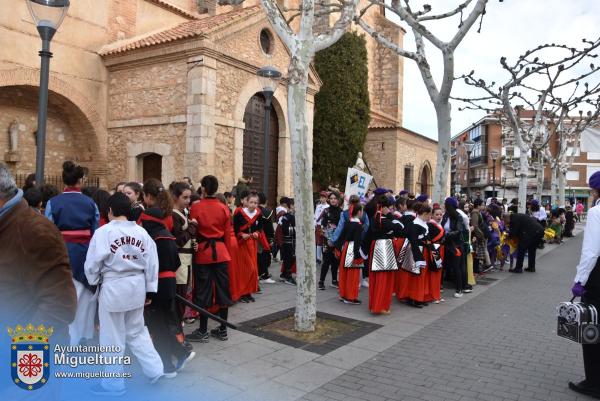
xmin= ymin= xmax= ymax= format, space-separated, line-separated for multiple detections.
xmin=433 ymin=102 xmax=451 ymax=203
xmin=558 ymin=171 xmax=566 ymax=207
xmin=518 ymin=150 xmax=528 ymax=213
xmin=551 ymin=166 xmax=559 ymax=206
xmin=288 ymin=57 xmax=318 ymax=332
xmin=536 ymin=161 xmax=544 ymax=199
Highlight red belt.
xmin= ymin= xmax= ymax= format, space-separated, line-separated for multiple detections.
xmin=159 ymin=271 xmax=177 ymax=278
xmin=61 ymin=229 xmax=92 ymax=244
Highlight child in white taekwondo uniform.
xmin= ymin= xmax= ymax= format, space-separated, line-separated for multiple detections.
xmin=84 ymin=193 xmax=166 ymax=396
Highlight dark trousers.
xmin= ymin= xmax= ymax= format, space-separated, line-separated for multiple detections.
xmin=582 ymin=291 xmax=600 ymax=386
xmin=281 ymin=243 xmax=295 ymax=278
xmin=515 ymin=242 xmax=538 ymax=272
xmin=146 ymin=297 xmax=188 ymax=372
xmin=258 ymin=251 xmax=271 ymax=278
xmin=445 ymin=247 xmax=467 ymax=292
xmin=199 ymin=308 xmax=228 ymax=333
xmin=319 ymin=249 xmax=339 ymax=283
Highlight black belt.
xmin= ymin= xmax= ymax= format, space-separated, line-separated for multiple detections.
xmin=197 ymin=235 xmax=225 ymax=261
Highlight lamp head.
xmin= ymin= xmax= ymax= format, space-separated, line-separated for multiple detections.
xmin=464 ymin=139 xmax=475 ymax=154
xmin=490 ymin=149 xmax=500 ymax=161
xmin=257 ymin=66 xmax=282 ymax=95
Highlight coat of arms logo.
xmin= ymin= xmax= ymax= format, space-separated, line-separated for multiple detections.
xmin=8 ymin=324 xmax=53 ymax=391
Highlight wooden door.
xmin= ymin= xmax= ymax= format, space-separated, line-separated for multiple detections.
xmin=142 ymin=153 xmax=162 ymax=182
xmin=243 ymin=93 xmax=279 ymax=207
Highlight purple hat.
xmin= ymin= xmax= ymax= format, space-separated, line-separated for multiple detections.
xmin=445 ymin=196 xmax=459 ymax=208
xmin=374 ymin=187 xmax=388 ymax=196
xmin=531 ymin=199 xmax=539 ymax=206
xmin=416 ymin=194 xmax=429 ymax=203
xmin=399 ymin=190 xmax=409 ymax=196
xmin=590 ymin=171 xmax=600 ymax=190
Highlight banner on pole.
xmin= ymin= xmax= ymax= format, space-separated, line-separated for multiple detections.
xmin=343 ymin=167 xmax=372 ymax=206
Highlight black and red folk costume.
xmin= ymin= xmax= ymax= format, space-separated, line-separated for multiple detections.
xmin=139 ymin=208 xmax=188 ymax=373
xmin=187 ymin=197 xmax=233 ymax=340
xmin=337 ymin=217 xmax=364 ymax=303
xmin=366 ymin=210 xmax=405 ymax=314
xmin=233 ymin=208 xmax=269 ymax=298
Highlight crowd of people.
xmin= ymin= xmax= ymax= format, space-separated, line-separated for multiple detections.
xmin=0 ymin=160 xmax=583 ymax=396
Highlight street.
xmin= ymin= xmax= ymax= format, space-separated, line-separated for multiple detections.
xmin=55 ymin=229 xmax=592 ymax=401
xmin=301 ymin=234 xmax=591 ymax=401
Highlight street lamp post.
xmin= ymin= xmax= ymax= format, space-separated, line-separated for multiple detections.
xmin=490 ymin=149 xmax=499 ymax=198
xmin=27 ymin=0 xmax=70 ymax=186
xmin=257 ymin=66 xmax=282 ymax=197
xmin=464 ymin=139 xmax=475 ymax=199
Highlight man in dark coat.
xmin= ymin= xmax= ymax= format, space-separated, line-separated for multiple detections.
xmin=502 ymin=212 xmax=544 ymax=273
xmin=569 ymin=171 xmax=600 ymax=398
xmin=0 ymin=163 xmax=76 ymax=400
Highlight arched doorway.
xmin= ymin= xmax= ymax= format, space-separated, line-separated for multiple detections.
xmin=138 ymin=153 xmax=162 ymax=182
xmin=419 ymin=162 xmax=432 ymax=195
xmin=242 ymin=93 xmax=279 ymax=206
xmin=0 ymin=85 xmax=98 ymax=179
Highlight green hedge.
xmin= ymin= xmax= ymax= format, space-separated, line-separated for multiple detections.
xmin=313 ymin=31 xmax=370 ymax=187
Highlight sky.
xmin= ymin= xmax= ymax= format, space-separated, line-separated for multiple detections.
xmin=384 ymin=0 xmax=600 ymax=139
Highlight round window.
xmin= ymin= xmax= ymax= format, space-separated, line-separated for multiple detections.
xmin=260 ymin=28 xmax=274 ymax=55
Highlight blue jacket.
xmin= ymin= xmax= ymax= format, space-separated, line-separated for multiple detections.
xmin=46 ymin=190 xmax=99 ymax=289
xmin=332 ymin=209 xmax=369 ymax=243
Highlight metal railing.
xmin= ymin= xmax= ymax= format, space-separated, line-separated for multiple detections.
xmin=15 ymin=173 xmax=100 ymax=189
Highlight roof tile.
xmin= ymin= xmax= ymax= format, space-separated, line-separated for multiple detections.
xmin=100 ymin=6 xmax=262 ymax=56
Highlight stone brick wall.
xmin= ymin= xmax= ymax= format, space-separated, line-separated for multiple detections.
xmin=108 ymin=60 xmax=188 ymax=122
xmin=108 ymin=0 xmax=138 ymax=41
xmin=364 ymin=127 xmax=437 ymax=193
xmin=108 ymin=123 xmax=186 ymax=187
xmin=0 ymin=86 xmax=95 ymax=179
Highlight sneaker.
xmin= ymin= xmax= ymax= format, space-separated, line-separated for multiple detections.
xmin=454 ymin=292 xmax=463 ymax=298
xmin=90 ymin=384 xmax=126 ymax=397
xmin=248 ymin=295 xmax=256 ymax=302
xmin=261 ymin=277 xmax=276 ymax=284
xmin=284 ymin=277 xmax=297 ymax=286
xmin=342 ymin=298 xmax=362 ymax=305
xmin=176 ymin=351 xmax=196 ymax=372
xmin=330 ymin=281 xmax=339 ymax=289
xmin=210 ymin=328 xmax=228 ymax=341
xmin=239 ymin=296 xmax=250 ymax=303
xmin=361 ymin=278 xmax=369 ymax=288
xmin=186 ymin=329 xmax=209 ymax=343
xmin=182 ymin=340 xmax=194 ymax=354
xmin=318 ymin=282 xmax=326 ymax=290
xmin=463 ymin=288 xmax=473 ymax=294
xmin=163 ymin=371 xmax=177 ymax=379
xmin=184 ymin=318 xmax=196 ymax=325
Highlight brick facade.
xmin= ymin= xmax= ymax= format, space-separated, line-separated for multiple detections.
xmin=1 ymin=0 xmax=434 ymax=196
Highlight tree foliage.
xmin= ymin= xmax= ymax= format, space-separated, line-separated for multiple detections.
xmin=313 ymin=31 xmax=370 ymax=187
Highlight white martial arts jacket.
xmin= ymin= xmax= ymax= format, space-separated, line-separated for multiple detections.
xmin=575 ymin=199 xmax=600 ymax=286
xmin=314 ymin=203 xmax=329 ymax=227
xmin=85 ymin=220 xmax=159 ymax=312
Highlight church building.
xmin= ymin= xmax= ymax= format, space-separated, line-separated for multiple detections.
xmin=0 ymin=0 xmax=437 ymax=201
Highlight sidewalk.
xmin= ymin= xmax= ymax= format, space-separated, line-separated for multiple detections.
xmin=64 ymin=224 xmax=585 ymax=401
xmin=165 ymin=224 xmax=585 ymax=401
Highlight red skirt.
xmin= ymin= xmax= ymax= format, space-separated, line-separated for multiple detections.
xmin=237 ymin=237 xmax=259 ymax=296
xmin=428 ymin=268 xmax=442 ymax=302
xmin=392 ymin=238 xmax=405 ymax=299
xmin=369 ymin=270 xmax=395 ymax=314
xmin=397 ymin=247 xmax=432 ymax=303
xmin=338 ymin=243 xmax=361 ymax=301
xmin=226 ymin=234 xmax=241 ymax=302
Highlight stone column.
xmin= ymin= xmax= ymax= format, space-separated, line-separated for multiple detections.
xmin=185 ymin=55 xmax=217 ymax=184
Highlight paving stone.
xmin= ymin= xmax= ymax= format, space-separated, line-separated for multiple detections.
xmin=273 ymin=361 xmax=346 ymax=392
xmin=299 ymin=233 xmax=587 ymax=401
